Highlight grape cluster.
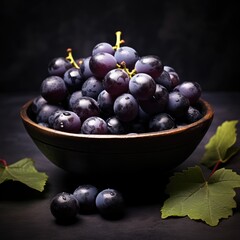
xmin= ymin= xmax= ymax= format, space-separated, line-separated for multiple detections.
xmin=50 ymin=184 xmax=124 ymax=222
xmin=32 ymin=31 xmax=203 ymax=134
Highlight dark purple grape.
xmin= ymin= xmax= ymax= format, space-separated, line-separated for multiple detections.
xmin=48 ymin=57 xmax=72 ymax=76
xmin=36 ymin=104 xmax=63 ymax=123
xmin=173 ymin=81 xmax=202 ymax=105
xmin=68 ymin=90 xmax=83 ymax=110
xmin=92 ymin=42 xmax=114 ymax=55
xmin=89 ymin=52 xmax=117 ymax=78
xmin=114 ymin=46 xmax=139 ymax=70
xmin=50 ymin=192 xmax=79 ymax=222
xmin=72 ymin=96 xmax=100 ymax=122
xmin=95 ymin=188 xmax=124 ymax=218
xmin=113 ymin=93 xmax=139 ymax=122
xmin=135 ymin=55 xmax=163 ymax=79
xmin=148 ymin=113 xmax=175 ymax=132
xmin=40 ymin=76 xmax=68 ymax=104
xmin=185 ymin=106 xmax=203 ymax=123
xmin=166 ymin=91 xmax=190 ymax=118
xmin=129 ymin=73 xmax=156 ymax=100
xmin=154 ymin=84 xmax=169 ymax=103
xmin=103 ymin=69 xmax=130 ymax=97
xmin=81 ymin=116 xmax=108 ymax=134
xmin=63 ymin=67 xmax=85 ymax=93
xmin=82 ymin=76 xmax=104 ymax=100
xmin=52 ymin=110 xmax=81 ymax=133
xmin=97 ymin=90 xmax=115 ymax=116
xmin=48 ymin=109 xmax=64 ymax=127
xmin=80 ymin=56 xmax=94 ymax=79
xmin=106 ymin=116 xmax=126 ymax=134
xmin=155 ymin=70 xmax=179 ymax=91
xmin=73 ymin=184 xmax=99 ymax=213
xmin=31 ymin=95 xmax=47 ymax=114
xmin=138 ymin=84 xmax=169 ymax=115
xmin=169 ymin=72 xmax=180 ymax=88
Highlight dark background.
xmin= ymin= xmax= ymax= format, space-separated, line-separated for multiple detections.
xmin=2 ymin=0 xmax=240 ymax=93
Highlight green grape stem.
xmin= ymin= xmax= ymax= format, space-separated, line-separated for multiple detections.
xmin=0 ymin=159 xmax=8 ymax=168
xmin=113 ymin=31 xmax=125 ymax=50
xmin=117 ymin=61 xmax=137 ymax=78
xmin=66 ymin=48 xmax=80 ymax=69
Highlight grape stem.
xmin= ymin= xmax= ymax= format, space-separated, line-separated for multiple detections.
xmin=0 ymin=159 xmax=8 ymax=168
xmin=113 ymin=31 xmax=125 ymax=50
xmin=66 ymin=48 xmax=80 ymax=69
xmin=117 ymin=61 xmax=137 ymax=77
xmin=208 ymin=160 xmax=222 ymax=179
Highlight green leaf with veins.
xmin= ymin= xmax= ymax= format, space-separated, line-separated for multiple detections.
xmin=200 ymin=120 xmax=240 ymax=168
xmin=0 ymin=158 xmax=48 ymax=192
xmin=161 ymin=166 xmax=240 ymax=226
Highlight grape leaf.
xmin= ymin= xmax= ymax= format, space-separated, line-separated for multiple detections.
xmin=0 ymin=158 xmax=48 ymax=192
xmin=200 ymin=120 xmax=240 ymax=168
xmin=161 ymin=166 xmax=240 ymax=226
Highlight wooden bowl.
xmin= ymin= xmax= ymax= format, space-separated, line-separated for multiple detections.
xmin=20 ymin=98 xmax=214 ymax=176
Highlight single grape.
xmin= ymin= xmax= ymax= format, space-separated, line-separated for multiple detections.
xmin=103 ymin=68 xmax=130 ymax=97
xmin=173 ymin=81 xmax=202 ymax=105
xmin=50 ymin=192 xmax=79 ymax=222
xmin=31 ymin=95 xmax=47 ymax=114
xmin=148 ymin=113 xmax=175 ymax=132
xmin=185 ymin=106 xmax=203 ymax=123
xmin=95 ymin=188 xmax=124 ymax=218
xmin=73 ymin=184 xmax=99 ymax=213
xmin=48 ymin=109 xmax=64 ymax=127
xmin=97 ymin=90 xmax=115 ymax=116
xmin=68 ymin=90 xmax=83 ymax=110
xmin=114 ymin=46 xmax=139 ymax=70
xmin=72 ymin=96 xmax=100 ymax=122
xmin=80 ymin=56 xmax=94 ymax=79
xmin=52 ymin=111 xmax=81 ymax=133
xmin=82 ymin=76 xmax=104 ymax=100
xmin=135 ymin=55 xmax=163 ymax=79
xmin=36 ymin=104 xmax=63 ymax=123
xmin=106 ymin=116 xmax=126 ymax=134
xmin=40 ymin=76 xmax=68 ymax=104
xmin=89 ymin=52 xmax=117 ymax=78
xmin=113 ymin=93 xmax=139 ymax=122
xmin=92 ymin=42 xmax=114 ymax=55
xmin=138 ymin=84 xmax=169 ymax=115
xmin=81 ymin=116 xmax=108 ymax=134
xmin=63 ymin=67 xmax=85 ymax=93
xmin=48 ymin=57 xmax=72 ymax=76
xmin=129 ymin=73 xmax=156 ymax=100
xmin=169 ymin=72 xmax=180 ymax=88
xmin=155 ymin=70 xmax=179 ymax=91
xmin=166 ymin=91 xmax=190 ymax=119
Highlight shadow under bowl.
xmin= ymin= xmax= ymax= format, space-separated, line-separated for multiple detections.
xmin=20 ymin=98 xmax=214 ymax=176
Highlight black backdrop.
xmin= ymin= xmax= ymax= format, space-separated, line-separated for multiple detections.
xmin=2 ymin=0 xmax=240 ymax=93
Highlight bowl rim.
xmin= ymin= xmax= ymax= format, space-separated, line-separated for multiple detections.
xmin=20 ymin=98 xmax=214 ymax=140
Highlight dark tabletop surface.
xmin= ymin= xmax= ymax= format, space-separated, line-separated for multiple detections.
xmin=0 ymin=91 xmax=240 ymax=240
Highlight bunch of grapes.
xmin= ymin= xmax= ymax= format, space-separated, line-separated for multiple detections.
xmin=32 ymin=31 xmax=203 ymax=134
